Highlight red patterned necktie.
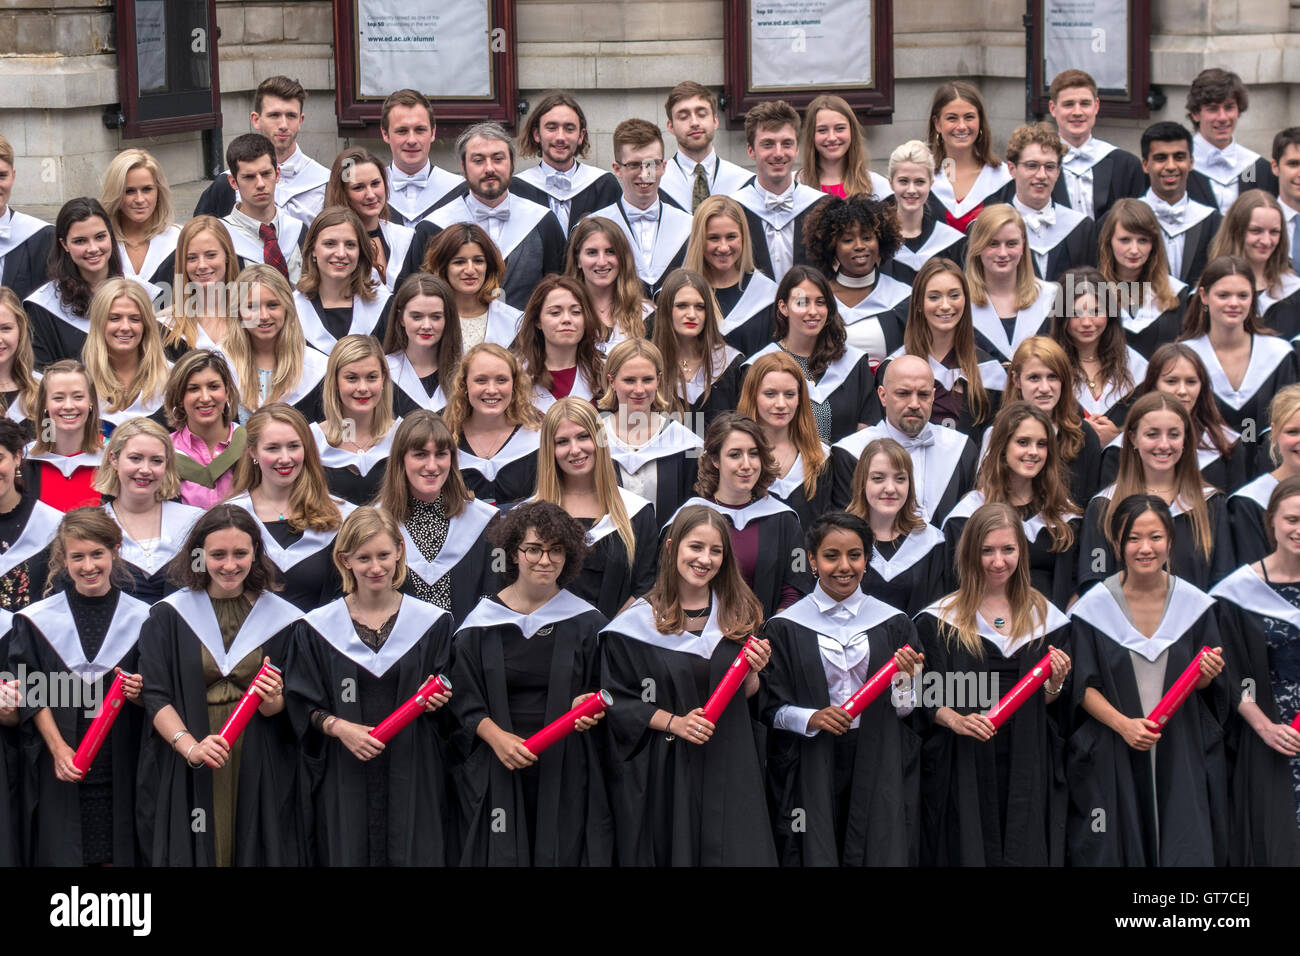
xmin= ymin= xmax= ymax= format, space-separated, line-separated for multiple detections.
xmin=258 ymin=222 xmax=290 ymax=279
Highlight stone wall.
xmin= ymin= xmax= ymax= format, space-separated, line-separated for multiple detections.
xmin=3 ymin=0 xmax=1299 ymax=205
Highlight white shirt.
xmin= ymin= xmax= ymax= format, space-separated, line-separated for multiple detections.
xmin=753 ymin=180 xmax=798 ymax=282
xmin=464 ymin=192 xmax=511 ymax=247
xmin=224 ymin=205 xmax=304 ymax=285
xmin=620 ymin=197 xmax=662 ymax=273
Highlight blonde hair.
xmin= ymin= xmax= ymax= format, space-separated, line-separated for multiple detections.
xmin=82 ymin=278 xmax=170 ymax=413
xmin=321 ymin=335 xmax=396 ymax=446
xmin=965 ymin=205 xmax=1040 ymax=310
xmin=167 ymin=216 xmax=240 ymax=351
xmin=32 ymin=360 xmax=103 ymax=455
xmin=596 ymin=338 xmax=672 ymax=413
xmin=442 ymin=343 xmax=541 ymax=438
xmin=798 ymin=94 xmax=877 ymax=196
xmin=1270 ymin=383 xmax=1300 ymax=466
xmin=684 ymin=196 xmax=759 ymax=282
xmin=224 ymin=264 xmax=308 ymax=412
xmin=887 ymin=139 xmax=936 ymax=180
xmin=229 ymin=403 xmax=342 ymax=533
xmin=736 ymin=351 xmax=825 ymax=500
xmin=100 ymin=148 xmax=174 ymax=241
xmin=333 ymin=506 xmax=407 ymax=593
xmin=0 ymin=288 xmax=42 ymax=424
xmin=94 ymin=416 xmax=181 ymax=501
xmin=536 ymin=397 xmax=636 ymax=566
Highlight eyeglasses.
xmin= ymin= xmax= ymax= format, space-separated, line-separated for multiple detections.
xmin=518 ymin=545 xmax=565 ymax=562
xmin=616 ymin=160 xmax=665 ymax=174
xmin=1016 ymin=161 xmax=1060 ymax=174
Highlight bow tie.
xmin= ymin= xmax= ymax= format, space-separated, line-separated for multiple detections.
xmin=897 ymin=429 xmax=934 ymax=451
xmin=765 ymin=193 xmax=794 ymax=212
xmin=627 ymin=206 xmax=659 ymax=224
xmin=545 ymin=172 xmax=571 ymax=192
xmin=473 ymin=205 xmax=510 ymax=223
xmin=1063 ymin=144 xmax=1094 ymax=167
xmin=1022 ymin=206 xmax=1056 ymax=232
xmin=1205 ymin=149 xmax=1236 ymax=172
xmin=1151 ymin=198 xmax=1185 ymax=227
xmin=391 ymin=170 xmax=429 ymax=193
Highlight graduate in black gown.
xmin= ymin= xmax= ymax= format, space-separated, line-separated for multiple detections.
xmin=1178 ymin=255 xmax=1300 ymax=479
xmin=963 ymin=205 xmax=1060 ymax=365
xmin=324 ymin=146 xmax=415 ymax=293
xmin=226 ymin=403 xmax=353 ymax=610
xmin=136 ymin=504 xmax=304 ymax=866
xmin=376 ymin=411 xmax=499 ymax=628
xmin=9 ymin=508 xmax=150 ymax=866
xmin=95 ymin=417 xmax=203 ymax=604
xmin=533 ymin=398 xmax=656 ymax=617
xmin=760 ymin=511 xmax=925 ymax=866
xmin=513 ymin=274 xmax=605 ymax=410
xmin=743 ymin=265 xmax=876 ymax=444
xmin=1067 ymin=494 xmax=1229 ymax=866
xmin=1135 ymin=122 xmax=1223 ymax=288
xmin=311 ymin=335 xmax=398 ymax=506
xmin=1229 ymin=384 xmax=1300 ymax=564
xmin=1098 ymin=199 xmax=1190 ymax=360
xmin=158 ymin=216 xmax=241 ymax=361
xmin=845 ymin=437 xmax=948 ymax=614
xmin=598 ymin=338 xmax=703 ymax=521
xmin=0 ymin=289 xmax=44 ymax=438
xmin=1208 ymin=190 xmax=1300 ymax=340
xmin=451 ymin=500 xmax=613 ymax=865
xmin=291 ymin=207 xmax=393 ymax=357
xmin=287 ymin=506 xmax=454 ymax=866
xmin=1211 ymin=476 xmax=1300 ymax=865
xmin=0 ymin=134 xmax=55 ymax=301
xmin=81 ymin=278 xmax=172 ymax=434
xmin=650 ymin=269 xmax=744 ymax=430
xmin=881 ymin=140 xmax=966 ymax=286
xmin=379 ymin=89 xmax=465 ymax=229
xmin=600 ymin=504 xmax=777 ymax=865
xmin=443 ymin=343 xmax=541 ymax=508
xmin=684 ymin=196 xmax=777 ymax=358
xmin=383 ymin=274 xmax=460 ymax=417
xmin=1046 ymin=69 xmax=1147 ymax=222
xmin=667 ymin=413 xmax=813 ymax=617
xmin=1080 ymin=392 xmax=1234 ymax=593
xmin=564 ymin=216 xmax=652 ymax=354
xmin=914 ymin=501 xmax=1073 ymax=866
xmin=736 ymin=351 xmax=833 ymax=530
xmin=100 ymin=148 xmax=179 ymax=303
xmin=944 ymin=404 xmax=1080 ymax=609
xmin=924 ymin=82 xmax=1012 ymax=235
xmin=24 ymin=198 xmax=123 ymax=369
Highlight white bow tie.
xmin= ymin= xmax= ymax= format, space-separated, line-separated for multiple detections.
xmin=1205 ymin=149 xmax=1236 ymax=172
xmin=473 ymin=205 xmax=510 ymax=223
xmin=1151 ymin=198 xmax=1185 ymax=227
xmin=1063 ymin=144 xmax=1094 ymax=166
xmin=765 ymin=193 xmax=794 ymax=212
xmin=545 ymin=172 xmax=571 ymax=192
xmin=627 ymin=206 xmax=659 ymax=224
xmin=391 ymin=170 xmax=429 ymax=193
xmin=898 ymin=429 xmax=935 ymax=451
xmin=1023 ymin=207 xmax=1056 ymax=232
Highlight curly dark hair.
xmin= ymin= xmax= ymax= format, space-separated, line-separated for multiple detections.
xmin=489 ymin=499 xmax=589 ymax=586
xmin=802 ymin=193 xmax=903 ymax=276
xmin=167 ymin=504 xmax=282 ymax=595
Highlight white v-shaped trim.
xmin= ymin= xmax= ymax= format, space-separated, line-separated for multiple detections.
xmin=303 ymin=595 xmax=448 ymax=677
xmin=226 ymin=491 xmax=356 ymax=570
xmin=162 ymin=587 xmax=302 ymax=676
xmin=431 ymin=195 xmax=549 ymax=260
xmin=1211 ymin=563 xmax=1300 ymax=629
xmin=1070 ymin=575 xmax=1214 ymax=661
xmin=869 ymin=523 xmax=945 ymax=580
xmin=721 ymin=271 xmax=779 ymax=333
xmin=19 ymin=590 xmax=152 ymax=683
xmin=667 ymin=494 xmax=792 ymax=531
xmin=402 ymin=496 xmax=497 ymax=586
xmin=456 ymin=589 xmax=596 ymax=640
xmin=601 ymin=595 xmax=729 ymax=659
xmin=291 ymin=288 xmax=392 ymax=355
xmin=1182 ymin=333 xmax=1293 ymax=410
xmin=311 ymin=419 xmax=399 ymax=476
xmin=0 ymin=500 xmax=61 ymax=578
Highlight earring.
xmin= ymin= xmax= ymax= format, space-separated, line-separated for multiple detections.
xmin=251 ymin=457 xmax=259 ymax=465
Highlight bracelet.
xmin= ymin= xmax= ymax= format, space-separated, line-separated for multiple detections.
xmin=664 ymin=716 xmax=675 ymax=737
xmin=324 ymin=716 xmax=338 ymax=737
xmin=1045 ymin=681 xmax=1063 ymax=695
xmin=185 ymin=742 xmax=203 ymax=770
xmin=170 ymin=729 xmax=191 ymax=746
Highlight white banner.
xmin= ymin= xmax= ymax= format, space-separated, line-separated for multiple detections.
xmin=357 ymin=0 xmax=492 ymax=99
xmin=1043 ymin=0 xmax=1129 ymax=94
xmin=136 ymin=0 xmax=167 ymax=94
xmin=749 ymin=0 xmax=873 ymax=90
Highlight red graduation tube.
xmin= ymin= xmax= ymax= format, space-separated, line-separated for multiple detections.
xmin=1291 ymin=712 xmax=1300 ymax=732
xmin=840 ymin=645 xmax=912 ymax=718
xmin=702 ymin=638 xmax=756 ymax=725
xmin=523 ymin=689 xmax=613 ymax=756
xmin=218 ymin=661 xmax=281 ymax=746
xmin=985 ymin=651 xmax=1054 ymax=730
xmin=1147 ymin=647 xmax=1211 ymax=728
xmin=72 ymin=671 xmax=131 ymax=775
xmin=369 ymin=674 xmax=452 ymax=744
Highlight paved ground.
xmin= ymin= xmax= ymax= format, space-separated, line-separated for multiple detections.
xmin=21 ymin=179 xmax=214 ymax=226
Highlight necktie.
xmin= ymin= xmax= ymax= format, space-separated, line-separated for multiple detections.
xmin=258 ymin=222 xmax=290 ymax=280
xmin=1023 ymin=206 xmax=1056 ymax=232
xmin=692 ymin=162 xmax=710 ymax=212
xmin=391 ymin=170 xmax=429 ymax=195
xmin=765 ymin=192 xmax=794 ymax=212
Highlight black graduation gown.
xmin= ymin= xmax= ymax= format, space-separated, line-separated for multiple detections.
xmin=458 ymin=425 xmax=540 ymax=508
xmin=1066 ymin=579 xmax=1229 ymax=866
xmin=1258 ymin=275 xmax=1300 ymax=341
xmin=9 ymin=588 xmax=150 ymax=866
xmin=1022 ymin=203 xmax=1098 ymax=282
xmin=880 ymin=210 xmax=966 ymax=286
xmin=1210 ymin=565 xmax=1300 ymax=865
xmin=716 ymin=271 xmax=778 ymax=359
xmin=730 ymin=180 xmax=828 ymax=282
xmin=1098 ymin=427 xmax=1244 ymax=496
xmin=760 ymin=593 xmax=921 ymax=865
xmin=1064 ymin=420 xmax=1104 ymax=506
xmin=399 ymin=194 xmax=567 ymax=310
xmin=292 ymin=290 xmax=394 ymax=359
xmin=226 ymin=492 xmax=352 ymax=611
xmin=0 ymin=211 xmax=54 ymax=301
xmin=1182 ymin=333 xmax=1300 ymax=480
xmin=861 ymin=524 xmax=948 ymax=616
xmin=104 ymin=500 xmax=204 ymax=605
xmin=830 ymin=422 xmax=979 ymax=524
xmin=24 ymin=280 xmax=91 ymax=369
xmin=311 ymin=421 xmax=395 ymax=508
xmin=868 ymin=351 xmax=1006 ymax=448
xmin=450 ymin=590 xmax=613 ymax=865
xmin=569 ymin=490 xmax=658 ymax=618
xmin=766 ymin=450 xmax=833 ymax=533
xmin=1226 ymin=472 xmax=1276 ymax=565
xmin=836 ymin=277 xmax=910 ymax=362
xmin=588 ymin=197 xmax=691 ymax=297
xmin=599 ymin=598 xmax=778 ymax=866
xmin=1189 ymin=165 xmax=1278 ymax=213
xmin=0 ymin=627 xmax=18 ymax=867
xmin=684 ymin=348 xmax=745 ymax=432
xmin=914 ymin=601 xmax=1072 ymax=866
xmin=510 ymin=163 xmax=622 ymax=235
xmin=666 ymin=496 xmax=814 ymax=619
xmin=287 ymin=595 xmax=455 ymax=866
xmin=135 ymin=589 xmax=304 ymax=866
xmin=1121 ymin=280 xmax=1190 ymax=359
xmin=1077 ymin=486 xmax=1234 ymax=593
xmin=969 ymin=279 xmax=1058 ymax=365
xmin=399 ymin=496 xmax=500 ymax=629
xmin=942 ymin=493 xmax=1080 ymax=608
xmin=1052 ymin=143 xmax=1147 ymax=221
xmin=601 ymin=414 xmax=702 ymax=522
xmin=236 ymin=345 xmax=329 ymax=426
xmin=384 ymin=164 xmax=466 ymax=228
xmin=745 ymin=343 xmax=875 ymax=444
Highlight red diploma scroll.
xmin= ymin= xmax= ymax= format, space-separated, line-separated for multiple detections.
xmin=1147 ymin=647 xmax=1211 ymax=728
xmin=369 ymin=674 xmax=452 ymax=744
xmin=1292 ymin=712 xmax=1300 ymax=732
xmin=840 ymin=645 xmax=912 ymax=718
xmin=218 ymin=661 xmax=281 ymax=746
xmin=72 ymin=671 xmax=131 ymax=775
xmin=523 ymin=689 xmax=613 ymax=756
xmin=702 ymin=638 xmax=756 ymax=725
xmin=985 ymin=651 xmax=1054 ymax=730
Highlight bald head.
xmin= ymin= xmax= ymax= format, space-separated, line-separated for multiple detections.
xmin=879 ymin=355 xmax=934 ymax=438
